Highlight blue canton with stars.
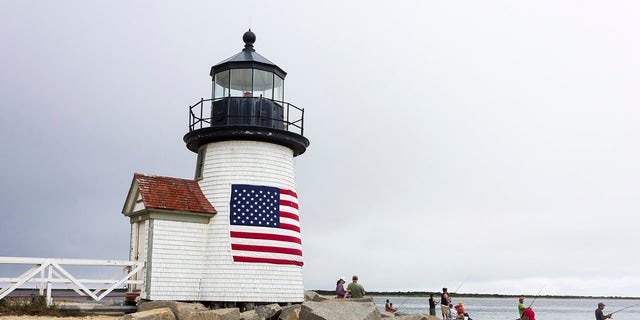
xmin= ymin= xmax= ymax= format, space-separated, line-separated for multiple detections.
xmin=230 ymin=184 xmax=280 ymax=228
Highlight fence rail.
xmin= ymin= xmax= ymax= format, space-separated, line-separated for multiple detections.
xmin=0 ymin=257 xmax=144 ymax=306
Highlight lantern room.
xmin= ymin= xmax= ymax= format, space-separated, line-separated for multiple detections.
xmin=184 ymin=29 xmax=308 ymax=156
xmin=211 ymin=29 xmax=285 ymax=101
xmin=210 ymin=29 xmax=285 ymax=130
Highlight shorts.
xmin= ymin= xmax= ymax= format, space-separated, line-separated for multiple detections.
xmin=441 ymin=305 xmax=450 ymax=317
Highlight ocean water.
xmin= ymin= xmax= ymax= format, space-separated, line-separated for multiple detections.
xmin=374 ymin=296 xmax=640 ymax=320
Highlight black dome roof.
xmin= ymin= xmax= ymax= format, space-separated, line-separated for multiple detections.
xmin=210 ymin=30 xmax=286 ymax=79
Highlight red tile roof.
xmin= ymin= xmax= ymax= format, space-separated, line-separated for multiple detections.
xmin=133 ymin=173 xmax=217 ymax=214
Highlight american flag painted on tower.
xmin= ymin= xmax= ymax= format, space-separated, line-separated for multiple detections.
xmin=229 ymin=184 xmax=303 ymax=266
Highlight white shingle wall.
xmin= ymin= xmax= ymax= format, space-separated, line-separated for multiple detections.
xmin=197 ymin=140 xmax=304 ymax=302
xmin=146 ymin=219 xmax=208 ymax=301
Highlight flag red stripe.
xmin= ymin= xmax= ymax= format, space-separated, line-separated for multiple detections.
xmin=233 ymin=255 xmax=303 ymax=266
xmin=230 ymin=231 xmax=302 ymax=244
xmin=280 ymin=223 xmax=300 ymax=233
xmin=280 ymin=199 xmax=298 ymax=209
xmin=231 ymin=244 xmax=302 ymax=256
xmin=280 ymin=189 xmax=298 ymax=198
xmin=280 ymin=211 xmax=299 ymax=221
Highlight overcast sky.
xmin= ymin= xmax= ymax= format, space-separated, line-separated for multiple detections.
xmin=1 ymin=1 xmax=639 ymax=297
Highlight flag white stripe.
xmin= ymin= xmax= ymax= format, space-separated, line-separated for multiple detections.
xmin=280 ymin=193 xmax=298 ymax=203
xmin=229 ymin=224 xmax=300 ymax=238
xmin=232 ymin=251 xmax=303 ymax=263
xmin=231 ymin=237 xmax=302 ymax=250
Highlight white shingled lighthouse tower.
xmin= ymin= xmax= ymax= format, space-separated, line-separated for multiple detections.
xmin=122 ymin=30 xmax=309 ymax=305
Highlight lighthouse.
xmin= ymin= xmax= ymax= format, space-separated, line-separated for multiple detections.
xmin=122 ymin=30 xmax=309 ymax=304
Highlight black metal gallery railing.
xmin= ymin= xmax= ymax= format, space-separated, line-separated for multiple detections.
xmin=187 ymin=97 xmax=304 ymax=136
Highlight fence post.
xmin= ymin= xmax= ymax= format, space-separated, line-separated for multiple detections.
xmin=46 ymin=263 xmax=53 ymax=306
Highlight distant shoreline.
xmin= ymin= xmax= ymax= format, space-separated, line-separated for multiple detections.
xmin=311 ymin=290 xmax=640 ymax=300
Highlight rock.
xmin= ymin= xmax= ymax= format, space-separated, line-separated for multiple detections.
xmin=394 ymin=314 xmax=436 ymax=320
xmin=122 ymin=307 xmax=176 ymax=320
xmin=298 ymin=300 xmax=380 ymax=320
xmin=239 ymin=309 xmax=260 ymax=320
xmin=255 ymin=303 xmax=282 ymax=319
xmin=324 ymin=297 xmax=374 ymax=303
xmin=379 ymin=310 xmax=394 ymax=318
xmin=304 ymin=290 xmax=327 ymax=302
xmin=138 ymin=301 xmax=208 ymax=320
xmin=190 ymin=308 xmax=241 ymax=320
xmin=280 ymin=304 xmax=301 ymax=320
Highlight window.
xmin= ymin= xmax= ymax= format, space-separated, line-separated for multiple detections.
xmin=273 ymin=75 xmax=284 ymax=101
xmin=195 ymin=147 xmax=206 ymax=180
xmin=253 ymin=69 xmax=274 ymax=99
xmin=229 ymin=69 xmax=253 ymax=97
xmin=213 ymin=70 xmax=230 ymax=99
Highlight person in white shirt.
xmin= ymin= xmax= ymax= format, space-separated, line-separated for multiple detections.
xmin=448 ymin=303 xmax=457 ymax=320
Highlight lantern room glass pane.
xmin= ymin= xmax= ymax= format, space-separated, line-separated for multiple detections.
xmin=213 ymin=70 xmax=230 ymax=99
xmin=273 ymin=75 xmax=284 ymax=101
xmin=230 ymin=69 xmax=253 ymax=97
xmin=253 ymin=69 xmax=274 ymax=99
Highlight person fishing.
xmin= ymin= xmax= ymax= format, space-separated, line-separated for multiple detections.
xmin=595 ymin=302 xmax=612 ymax=320
xmin=454 ymin=301 xmax=473 ymax=320
xmin=518 ymin=297 xmax=526 ymax=318
xmin=384 ymin=300 xmax=397 ymax=313
xmin=429 ymin=294 xmax=439 ymax=316
xmin=441 ymin=287 xmax=451 ymax=320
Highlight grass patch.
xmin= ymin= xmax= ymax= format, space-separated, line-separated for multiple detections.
xmin=0 ymin=296 xmax=83 ymax=317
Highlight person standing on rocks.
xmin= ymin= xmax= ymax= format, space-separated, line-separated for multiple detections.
xmin=346 ymin=275 xmax=366 ymax=298
xmin=595 ymin=302 xmax=612 ymax=320
xmin=429 ymin=294 xmax=439 ymax=316
xmin=441 ymin=287 xmax=451 ymax=320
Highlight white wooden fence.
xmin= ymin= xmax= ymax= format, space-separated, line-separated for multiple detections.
xmin=0 ymin=257 xmax=144 ymax=306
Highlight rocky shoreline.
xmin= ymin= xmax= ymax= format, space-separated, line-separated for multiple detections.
xmin=0 ymin=291 xmax=440 ymax=320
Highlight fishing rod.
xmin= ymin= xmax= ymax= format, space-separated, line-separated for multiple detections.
xmin=452 ymin=278 xmax=466 ymax=294
xmin=394 ymin=296 xmax=411 ymax=312
xmin=451 ymin=276 xmax=469 ymax=293
xmin=610 ymin=302 xmax=640 ymax=314
xmin=527 ymin=285 xmax=546 ymax=308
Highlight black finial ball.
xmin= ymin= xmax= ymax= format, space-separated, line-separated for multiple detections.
xmin=243 ymin=29 xmax=256 ymax=46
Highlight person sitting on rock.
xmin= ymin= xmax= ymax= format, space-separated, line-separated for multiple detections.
xmin=521 ymin=307 xmax=535 ymax=320
xmin=335 ymin=278 xmax=350 ymax=299
xmin=454 ymin=301 xmax=473 ymax=320
xmin=385 ymin=300 xmax=397 ymax=312
xmin=346 ymin=275 xmax=366 ymax=298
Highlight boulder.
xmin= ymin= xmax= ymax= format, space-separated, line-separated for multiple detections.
xmin=239 ymin=309 xmax=260 ymax=320
xmin=379 ymin=310 xmax=394 ymax=318
xmin=189 ymin=308 xmax=240 ymax=320
xmin=138 ymin=301 xmax=208 ymax=320
xmin=280 ymin=304 xmax=301 ymax=320
xmin=394 ymin=314 xmax=436 ymax=320
xmin=324 ymin=297 xmax=374 ymax=303
xmin=299 ymin=300 xmax=380 ymax=320
xmin=255 ymin=303 xmax=282 ymax=319
xmin=304 ymin=290 xmax=327 ymax=302
xmin=122 ymin=307 xmax=176 ymax=320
